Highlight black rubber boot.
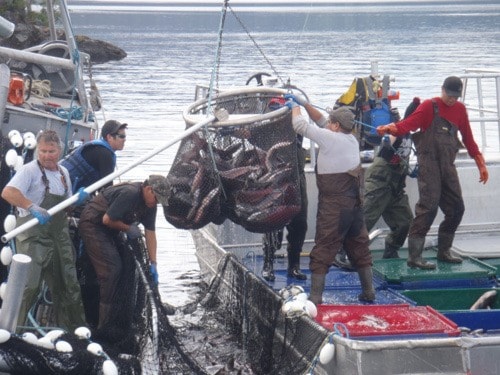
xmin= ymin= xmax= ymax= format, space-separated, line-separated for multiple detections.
xmin=309 ymin=273 xmax=325 ymax=305
xmin=407 ymin=237 xmax=436 ymax=270
xmin=382 ymin=243 xmax=400 ymax=259
xmin=357 ymin=267 xmax=376 ymax=302
xmin=262 ymin=232 xmax=276 ymax=281
xmin=287 ymin=247 xmax=307 ymax=280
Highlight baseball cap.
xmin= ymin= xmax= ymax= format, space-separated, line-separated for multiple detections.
xmin=442 ymin=76 xmax=463 ymax=97
xmin=148 ymin=175 xmax=170 ymax=206
xmin=328 ymin=107 xmax=355 ymax=131
xmin=101 ymin=120 xmax=128 ymax=139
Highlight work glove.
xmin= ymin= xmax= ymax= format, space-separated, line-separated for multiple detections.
xmin=376 ymin=123 xmax=398 ymax=136
xmin=150 ymin=263 xmax=159 ymax=285
xmin=28 ymin=204 xmax=51 ymax=225
xmin=75 ymin=187 xmax=90 ymax=206
xmin=284 ymin=93 xmax=307 ymax=106
xmin=474 ymin=154 xmax=489 ymax=184
xmin=285 ymin=100 xmax=298 ymax=110
xmin=126 ymin=223 xmax=142 ymax=240
xmin=381 ymin=135 xmax=392 ymax=148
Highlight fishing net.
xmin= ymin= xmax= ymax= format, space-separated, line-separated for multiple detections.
xmin=1 ymin=232 xmax=206 ymax=375
xmin=164 ymin=87 xmax=302 ymax=233
xmin=193 ymin=231 xmax=328 ymax=375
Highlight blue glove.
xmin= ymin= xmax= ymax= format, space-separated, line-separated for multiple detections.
xmin=126 ymin=223 xmax=142 ymax=239
xmin=28 ymin=204 xmax=51 ymax=225
xmin=150 ymin=263 xmax=159 ymax=285
xmin=285 ymin=100 xmax=298 ymax=110
xmin=381 ymin=135 xmax=391 ymax=148
xmin=75 ymin=187 xmax=90 ymax=206
xmin=284 ymin=93 xmax=307 ymax=106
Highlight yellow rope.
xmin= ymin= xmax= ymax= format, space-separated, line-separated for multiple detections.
xmin=30 ymin=79 xmax=51 ymax=98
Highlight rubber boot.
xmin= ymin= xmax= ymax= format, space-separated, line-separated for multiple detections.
xmin=262 ymin=235 xmax=275 ymax=282
xmin=382 ymin=243 xmax=400 ymax=259
xmin=287 ymin=248 xmax=307 ymax=280
xmin=437 ymin=233 xmax=462 ymax=263
xmin=357 ymin=267 xmax=376 ymax=302
xmin=407 ymin=237 xmax=436 ymax=270
xmin=309 ymin=273 xmax=325 ymax=305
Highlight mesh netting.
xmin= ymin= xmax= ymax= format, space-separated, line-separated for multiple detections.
xmin=1 ymin=234 xmax=206 ymax=375
xmin=164 ymin=89 xmax=301 ymax=233
xmin=199 ymin=252 xmax=327 ymax=375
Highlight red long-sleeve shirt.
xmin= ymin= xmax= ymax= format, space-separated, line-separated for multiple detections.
xmin=394 ymin=97 xmax=481 ymax=158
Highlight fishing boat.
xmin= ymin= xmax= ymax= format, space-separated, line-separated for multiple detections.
xmin=183 ymin=67 xmax=500 ymax=374
xmin=0 ymin=2 xmax=205 ymax=374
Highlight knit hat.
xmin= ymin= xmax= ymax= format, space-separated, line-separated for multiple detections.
xmin=328 ymin=107 xmax=355 ymax=131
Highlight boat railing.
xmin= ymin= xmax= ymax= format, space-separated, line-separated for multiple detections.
xmin=461 ymin=69 xmax=500 ymax=154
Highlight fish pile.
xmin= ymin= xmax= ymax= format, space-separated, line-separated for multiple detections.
xmin=164 ymin=115 xmax=301 ymax=232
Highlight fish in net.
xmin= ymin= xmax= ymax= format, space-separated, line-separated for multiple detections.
xmin=164 ymin=88 xmax=302 ymax=233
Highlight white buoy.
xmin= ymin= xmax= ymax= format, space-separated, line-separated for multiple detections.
xmin=37 ymin=336 xmax=55 ymax=349
xmin=45 ymin=329 xmax=65 ymax=342
xmin=0 ymin=329 xmax=10 ymax=344
xmin=7 ymin=130 xmax=20 ymax=140
xmin=305 ymin=300 xmax=318 ymax=318
xmin=87 ymin=342 xmax=104 ymax=356
xmin=24 ymin=137 xmax=36 ymax=150
xmin=3 ymin=215 xmax=16 ymax=233
xmin=74 ymin=326 xmax=91 ymax=339
xmin=55 ymin=340 xmax=73 ymax=352
xmin=5 ymin=149 xmax=18 ymax=167
xmin=14 ymin=155 xmax=24 ymax=171
xmin=319 ymin=342 xmax=335 ymax=364
xmin=0 ymin=246 xmax=13 ymax=266
xmin=9 ymin=134 xmax=23 ymax=148
xmin=294 ymin=292 xmax=308 ymax=302
xmin=21 ymin=332 xmax=38 ymax=345
xmin=22 ymin=132 xmax=35 ymax=141
xmin=0 ymin=282 xmax=6 ymax=300
xmin=102 ymin=359 xmax=119 ymax=375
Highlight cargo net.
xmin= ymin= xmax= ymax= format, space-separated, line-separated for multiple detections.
xmin=199 ymin=252 xmax=327 ymax=374
xmin=0 ymin=234 xmax=206 ymax=375
xmin=164 ymin=91 xmax=301 ymax=233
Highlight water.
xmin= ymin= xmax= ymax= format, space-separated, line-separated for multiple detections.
xmin=66 ymin=0 xmax=500 ymax=366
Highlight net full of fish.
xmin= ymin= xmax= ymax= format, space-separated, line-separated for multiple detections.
xmin=164 ymin=93 xmax=302 ymax=233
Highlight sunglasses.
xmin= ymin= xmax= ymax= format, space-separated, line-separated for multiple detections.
xmin=113 ymin=134 xmax=126 ymax=139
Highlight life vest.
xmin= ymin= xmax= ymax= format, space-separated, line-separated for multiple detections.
xmin=59 ymin=139 xmax=116 ymax=193
xmin=335 ymin=75 xmax=399 ymax=149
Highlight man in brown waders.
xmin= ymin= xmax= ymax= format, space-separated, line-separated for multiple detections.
xmin=377 ymin=76 xmax=489 ymax=269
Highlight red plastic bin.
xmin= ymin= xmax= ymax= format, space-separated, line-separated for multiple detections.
xmin=315 ymin=304 xmax=460 ymax=339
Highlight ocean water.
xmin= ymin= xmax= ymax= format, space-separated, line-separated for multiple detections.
xmin=67 ymin=1 xmax=500 ymax=306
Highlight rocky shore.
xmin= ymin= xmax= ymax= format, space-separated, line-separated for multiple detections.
xmin=0 ymin=20 xmax=126 ymax=65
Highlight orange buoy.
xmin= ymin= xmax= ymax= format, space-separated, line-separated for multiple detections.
xmin=8 ymin=76 xmax=25 ymax=106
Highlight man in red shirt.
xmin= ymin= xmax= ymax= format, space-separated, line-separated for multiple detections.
xmin=377 ymin=76 xmax=488 ymax=269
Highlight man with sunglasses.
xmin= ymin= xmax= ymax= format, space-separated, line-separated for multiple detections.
xmin=60 ymin=119 xmax=128 ymax=196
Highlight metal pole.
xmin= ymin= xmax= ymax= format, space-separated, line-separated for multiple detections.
xmin=0 ymin=254 xmax=31 ymax=332
xmin=0 ymin=64 xmax=10 ymax=134
xmin=1 ymin=115 xmax=218 ymax=243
